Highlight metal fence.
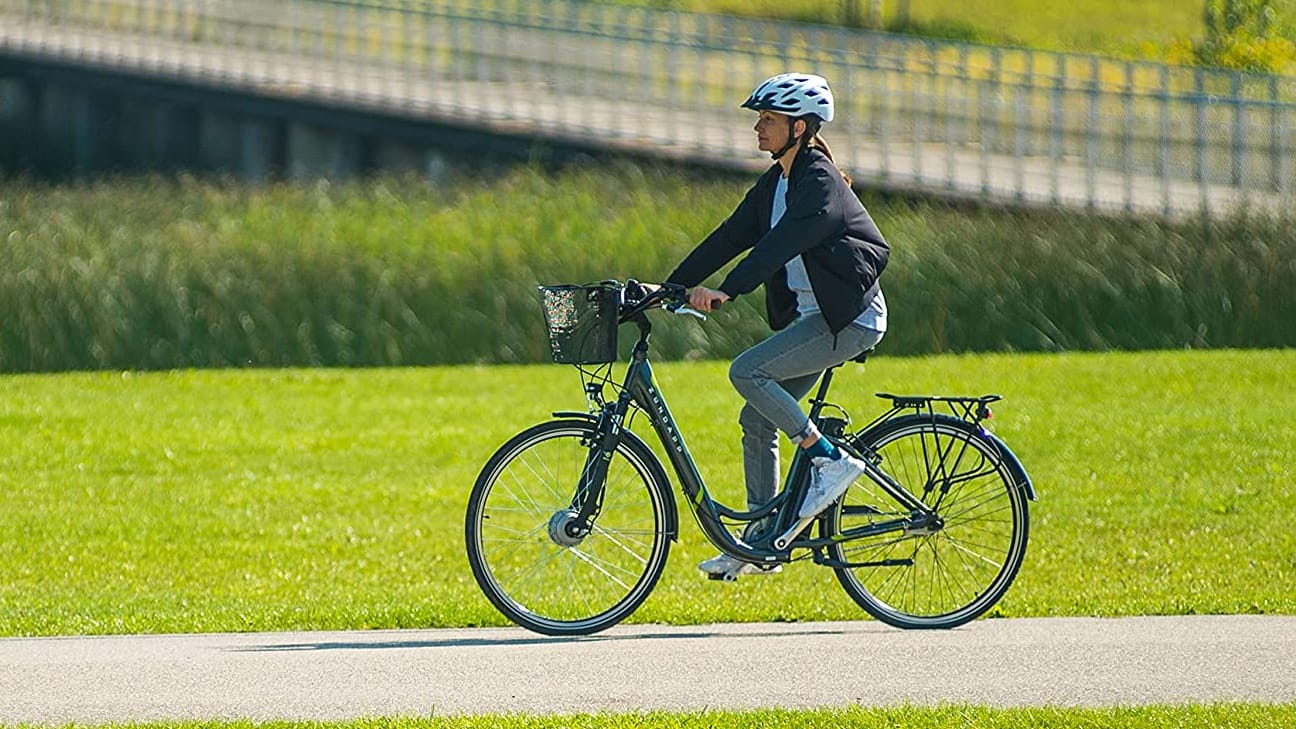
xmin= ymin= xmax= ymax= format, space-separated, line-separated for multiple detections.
xmin=3 ymin=0 xmax=1296 ymax=214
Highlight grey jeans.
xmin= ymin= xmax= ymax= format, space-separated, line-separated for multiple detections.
xmin=728 ymin=314 xmax=884 ymax=509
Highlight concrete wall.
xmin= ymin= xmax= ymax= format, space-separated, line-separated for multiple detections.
xmin=0 ymin=56 xmax=588 ymax=183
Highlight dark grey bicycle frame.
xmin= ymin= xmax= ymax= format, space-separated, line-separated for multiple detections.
xmin=610 ymin=342 xmax=934 ymax=564
xmin=618 ymin=350 xmax=783 ymax=564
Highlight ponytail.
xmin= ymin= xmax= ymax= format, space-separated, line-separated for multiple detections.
xmin=796 ymin=116 xmax=853 ymax=186
xmin=809 ymin=133 xmax=852 ymax=187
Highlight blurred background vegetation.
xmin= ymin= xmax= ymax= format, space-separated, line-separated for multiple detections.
xmin=5 ymin=1 xmax=1296 ymax=373
xmin=3 ymin=164 xmax=1292 ymax=372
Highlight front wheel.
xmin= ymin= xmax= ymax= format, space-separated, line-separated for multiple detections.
xmin=464 ymin=419 xmax=673 ymax=636
xmin=825 ymin=414 xmax=1030 ymax=629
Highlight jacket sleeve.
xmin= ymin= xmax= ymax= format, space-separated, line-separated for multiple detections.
xmin=665 ymin=180 xmax=765 ymax=288
xmin=716 ymin=164 xmax=840 ymax=297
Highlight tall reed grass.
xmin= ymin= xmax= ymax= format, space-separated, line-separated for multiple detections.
xmin=2 ymin=164 xmax=1293 ymax=372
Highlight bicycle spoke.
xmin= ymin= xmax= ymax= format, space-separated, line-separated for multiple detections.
xmin=467 ymin=421 xmax=670 ymax=635
xmin=924 ymin=536 xmax=967 ymax=607
xmin=939 ymin=481 xmax=1011 ymax=516
xmin=515 ymin=448 xmax=567 ymax=506
xmin=827 ymin=415 xmax=1029 ymax=628
xmin=495 ymin=471 xmax=553 ymax=520
xmin=562 ymin=553 xmax=597 ymax=619
xmin=567 ymin=546 xmax=636 ymax=591
xmin=590 ymin=524 xmax=655 ymax=562
xmin=479 ymin=521 xmax=546 ymax=538
xmin=511 ymin=543 xmax=566 ymax=603
xmin=480 ymin=535 xmax=549 ymax=567
xmin=938 ymin=531 xmax=1011 ymax=569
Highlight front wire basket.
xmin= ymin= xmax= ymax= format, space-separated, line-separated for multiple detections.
xmin=539 ymin=283 xmax=622 ymax=365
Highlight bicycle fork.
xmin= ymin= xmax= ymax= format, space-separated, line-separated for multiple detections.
xmin=559 ymin=404 xmax=626 ymax=542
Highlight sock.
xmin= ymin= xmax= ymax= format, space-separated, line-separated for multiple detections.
xmin=805 ymin=437 xmax=840 ymax=461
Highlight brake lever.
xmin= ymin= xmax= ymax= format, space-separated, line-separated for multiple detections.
xmin=667 ymin=303 xmax=707 ymax=321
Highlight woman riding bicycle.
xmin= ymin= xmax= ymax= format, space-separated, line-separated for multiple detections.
xmin=665 ymin=72 xmax=891 ymax=580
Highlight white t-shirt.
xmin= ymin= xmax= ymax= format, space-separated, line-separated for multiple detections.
xmin=771 ymin=174 xmax=887 ymax=332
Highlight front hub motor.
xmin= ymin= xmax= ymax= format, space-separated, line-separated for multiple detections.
xmin=547 ymin=509 xmax=589 ymax=547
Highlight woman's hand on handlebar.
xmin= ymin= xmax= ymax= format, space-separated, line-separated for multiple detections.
xmin=688 ymin=286 xmax=730 ymax=313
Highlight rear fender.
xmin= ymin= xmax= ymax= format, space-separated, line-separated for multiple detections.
xmin=982 ymin=430 xmax=1037 ymax=501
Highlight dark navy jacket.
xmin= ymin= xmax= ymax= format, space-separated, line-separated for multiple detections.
xmin=666 ymin=146 xmax=889 ymax=334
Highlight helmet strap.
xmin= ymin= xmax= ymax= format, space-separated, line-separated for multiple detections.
xmin=770 ymin=117 xmax=805 ymax=160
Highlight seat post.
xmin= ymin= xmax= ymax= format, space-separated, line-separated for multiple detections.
xmin=808 ymin=365 xmax=839 ymax=418
xmin=811 ymin=346 xmax=870 ymax=419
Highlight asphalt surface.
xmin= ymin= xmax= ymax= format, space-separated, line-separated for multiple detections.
xmin=1 ymin=615 xmax=1294 ymax=723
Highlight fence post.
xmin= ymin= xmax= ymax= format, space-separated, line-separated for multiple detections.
xmin=944 ymin=43 xmax=961 ymax=190
xmin=1231 ymin=73 xmax=1243 ymax=190
xmin=866 ymin=30 xmax=879 ymax=137
xmin=1271 ymin=76 xmax=1280 ymax=193
xmin=1050 ymin=72 xmax=1062 ymax=205
xmin=1014 ymin=51 xmax=1030 ymax=202
xmin=693 ymin=14 xmax=703 ymax=150
xmin=1085 ymin=56 xmax=1098 ymax=210
xmin=1123 ymin=63 xmax=1133 ymax=213
xmin=980 ymin=46 xmax=999 ymax=198
xmin=878 ymin=44 xmax=891 ymax=182
xmin=447 ymin=1 xmax=460 ymax=88
xmin=912 ymin=41 xmax=926 ymax=183
xmin=579 ymin=3 xmax=600 ymax=132
xmin=668 ymin=10 xmax=681 ymax=146
xmin=642 ymin=6 xmax=658 ymax=144
xmin=1195 ymin=68 xmax=1208 ymax=212
xmin=336 ymin=0 xmax=347 ymax=76
xmin=1280 ymin=103 xmax=1290 ymax=199
xmin=724 ymin=14 xmax=737 ymax=157
xmin=1158 ymin=65 xmax=1170 ymax=216
xmin=470 ymin=4 xmax=483 ymax=105
xmin=780 ymin=23 xmax=791 ymax=69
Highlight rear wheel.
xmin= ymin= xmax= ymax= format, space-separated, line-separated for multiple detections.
xmin=825 ymin=415 xmax=1029 ymax=629
xmin=464 ymin=419 xmax=672 ymax=635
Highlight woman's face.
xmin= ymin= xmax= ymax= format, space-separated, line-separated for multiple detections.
xmin=753 ymin=110 xmax=794 ymax=155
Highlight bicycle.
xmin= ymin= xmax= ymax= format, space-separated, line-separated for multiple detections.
xmin=464 ymin=280 xmax=1037 ymax=636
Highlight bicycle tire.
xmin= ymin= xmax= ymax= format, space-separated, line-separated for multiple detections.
xmin=464 ymin=419 xmax=672 ymax=636
xmin=825 ymin=414 xmax=1030 ymax=629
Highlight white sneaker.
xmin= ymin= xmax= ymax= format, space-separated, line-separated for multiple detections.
xmin=698 ymin=553 xmax=782 ymax=581
xmin=799 ymin=454 xmax=867 ymax=518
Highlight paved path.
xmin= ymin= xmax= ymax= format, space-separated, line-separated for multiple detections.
xmin=1 ymin=616 xmax=1294 ymax=723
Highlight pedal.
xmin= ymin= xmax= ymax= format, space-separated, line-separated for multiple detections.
xmin=772 ymin=515 xmax=816 ymax=551
xmin=704 ymin=561 xmax=781 ymax=581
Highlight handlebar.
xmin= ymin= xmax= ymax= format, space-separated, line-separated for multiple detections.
xmin=620 ymin=280 xmax=698 ymax=320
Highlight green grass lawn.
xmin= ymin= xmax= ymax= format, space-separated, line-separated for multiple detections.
xmin=0 ymin=348 xmax=1292 ymax=637
xmin=632 ymin=0 xmax=1207 ymax=59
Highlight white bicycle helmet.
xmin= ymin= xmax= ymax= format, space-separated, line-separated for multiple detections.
xmin=741 ymin=73 xmax=834 ymax=123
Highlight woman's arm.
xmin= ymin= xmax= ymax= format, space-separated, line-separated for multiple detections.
xmin=666 ymin=175 xmax=767 ymax=288
xmin=716 ymin=164 xmax=840 ymax=297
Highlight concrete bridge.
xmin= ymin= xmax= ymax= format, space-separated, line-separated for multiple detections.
xmin=1 ymin=0 xmax=1290 ymax=216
